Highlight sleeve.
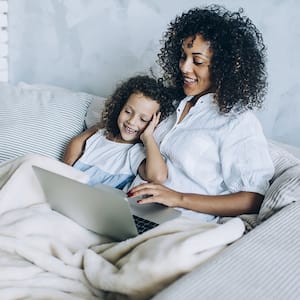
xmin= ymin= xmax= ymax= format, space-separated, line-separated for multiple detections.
xmin=220 ymin=112 xmax=274 ymax=195
xmin=127 ymin=143 xmax=146 ymax=175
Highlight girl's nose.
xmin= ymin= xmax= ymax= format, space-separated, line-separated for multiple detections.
xmin=127 ymin=115 xmax=137 ymax=125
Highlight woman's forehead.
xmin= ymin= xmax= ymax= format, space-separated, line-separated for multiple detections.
xmin=181 ymin=35 xmax=212 ymax=56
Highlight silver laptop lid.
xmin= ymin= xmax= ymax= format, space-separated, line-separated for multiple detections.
xmin=33 ymin=166 xmax=138 ymax=241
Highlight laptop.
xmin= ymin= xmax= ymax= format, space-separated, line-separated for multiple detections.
xmin=33 ymin=166 xmax=181 ymax=241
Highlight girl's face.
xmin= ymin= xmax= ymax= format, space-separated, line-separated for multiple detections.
xmin=117 ymin=92 xmax=160 ymax=143
xmin=179 ymin=34 xmax=213 ymax=97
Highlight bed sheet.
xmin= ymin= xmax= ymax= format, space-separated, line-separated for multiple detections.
xmin=0 ymin=154 xmax=244 ymax=300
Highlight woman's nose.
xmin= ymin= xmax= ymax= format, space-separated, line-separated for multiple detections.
xmin=180 ymin=57 xmax=193 ymax=73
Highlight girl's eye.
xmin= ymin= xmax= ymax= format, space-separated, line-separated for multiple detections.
xmin=141 ymin=119 xmax=149 ymax=123
xmin=125 ymin=110 xmax=131 ymax=114
xmin=194 ymin=61 xmax=204 ymax=66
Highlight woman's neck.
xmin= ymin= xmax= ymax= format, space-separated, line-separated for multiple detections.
xmin=178 ymin=92 xmax=212 ymax=123
xmin=191 ymin=89 xmax=213 ymax=103
xmin=178 ymin=100 xmax=195 ymax=123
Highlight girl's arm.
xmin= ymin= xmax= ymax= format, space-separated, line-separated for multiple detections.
xmin=128 ymin=183 xmax=263 ymax=216
xmin=138 ymin=112 xmax=167 ymax=184
xmin=63 ymin=125 xmax=99 ymax=165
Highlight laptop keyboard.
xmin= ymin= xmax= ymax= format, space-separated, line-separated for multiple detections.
xmin=133 ymin=215 xmax=159 ymax=234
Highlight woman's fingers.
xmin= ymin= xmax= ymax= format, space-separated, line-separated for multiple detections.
xmin=128 ymin=183 xmax=180 ymax=207
xmin=128 ymin=184 xmax=160 ymax=203
xmin=128 ymin=183 xmax=157 ymax=197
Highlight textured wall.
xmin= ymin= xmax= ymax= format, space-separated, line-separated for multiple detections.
xmin=0 ymin=0 xmax=8 ymax=82
xmin=8 ymin=0 xmax=300 ymax=147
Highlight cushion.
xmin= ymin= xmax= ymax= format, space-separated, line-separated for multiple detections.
xmin=84 ymin=94 xmax=106 ymax=128
xmin=17 ymin=82 xmax=107 ymax=129
xmin=0 ymin=83 xmax=98 ymax=162
xmin=257 ymin=141 xmax=300 ymax=223
xmin=219 ymin=141 xmax=300 ymax=230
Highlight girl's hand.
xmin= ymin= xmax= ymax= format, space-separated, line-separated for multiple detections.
xmin=128 ymin=183 xmax=182 ymax=207
xmin=140 ymin=112 xmax=161 ymax=143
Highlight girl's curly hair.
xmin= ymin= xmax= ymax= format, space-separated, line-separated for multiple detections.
xmin=158 ymin=5 xmax=267 ymax=113
xmin=100 ymin=75 xmax=175 ymax=137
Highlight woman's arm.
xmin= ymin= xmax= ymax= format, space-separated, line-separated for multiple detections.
xmin=128 ymin=183 xmax=263 ymax=216
xmin=138 ymin=112 xmax=167 ymax=184
xmin=63 ymin=125 xmax=99 ymax=166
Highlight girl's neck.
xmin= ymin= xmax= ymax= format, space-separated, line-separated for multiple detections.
xmin=106 ymin=132 xmax=136 ymax=144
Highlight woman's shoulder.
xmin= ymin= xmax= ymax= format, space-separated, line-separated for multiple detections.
xmin=227 ymin=109 xmax=261 ymax=127
xmin=223 ymin=110 xmax=265 ymax=141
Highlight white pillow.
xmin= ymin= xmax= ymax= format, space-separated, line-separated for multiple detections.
xmin=17 ymin=82 xmax=107 ymax=129
xmin=268 ymin=139 xmax=300 ymax=160
xmin=0 ymin=83 xmax=96 ymax=162
xmin=84 ymin=95 xmax=107 ymax=128
xmin=257 ymin=141 xmax=300 ymax=223
xmin=258 ymin=164 xmax=300 ymax=223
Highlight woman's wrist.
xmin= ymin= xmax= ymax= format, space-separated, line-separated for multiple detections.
xmin=174 ymin=191 xmax=185 ymax=208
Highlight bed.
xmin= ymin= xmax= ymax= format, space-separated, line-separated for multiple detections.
xmin=1 ymin=1 xmax=300 ymax=298
xmin=1 ymin=81 xmax=300 ymax=300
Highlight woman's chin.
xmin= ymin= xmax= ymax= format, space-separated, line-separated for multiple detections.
xmin=183 ymin=86 xmax=199 ymax=96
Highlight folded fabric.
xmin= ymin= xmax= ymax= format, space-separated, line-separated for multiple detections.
xmin=84 ymin=217 xmax=245 ymax=300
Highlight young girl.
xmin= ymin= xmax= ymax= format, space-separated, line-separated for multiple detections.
xmin=63 ymin=75 xmax=174 ymax=189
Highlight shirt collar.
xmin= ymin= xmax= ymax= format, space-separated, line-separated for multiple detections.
xmin=178 ymin=93 xmax=216 ymax=112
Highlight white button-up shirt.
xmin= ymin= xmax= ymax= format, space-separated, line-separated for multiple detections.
xmin=131 ymin=93 xmax=274 ymax=220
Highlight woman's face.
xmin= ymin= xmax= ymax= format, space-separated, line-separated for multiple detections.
xmin=179 ymin=34 xmax=213 ymax=97
xmin=117 ymin=92 xmax=160 ymax=143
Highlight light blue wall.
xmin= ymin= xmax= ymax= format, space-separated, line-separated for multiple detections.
xmin=8 ymin=0 xmax=300 ymax=147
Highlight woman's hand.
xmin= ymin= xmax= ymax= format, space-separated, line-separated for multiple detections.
xmin=128 ymin=183 xmax=182 ymax=207
xmin=140 ymin=112 xmax=161 ymax=143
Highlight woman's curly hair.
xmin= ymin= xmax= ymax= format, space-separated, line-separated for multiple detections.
xmin=100 ymin=75 xmax=175 ymax=137
xmin=158 ymin=5 xmax=267 ymax=113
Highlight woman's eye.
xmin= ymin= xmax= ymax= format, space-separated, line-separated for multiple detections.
xmin=141 ymin=118 xmax=149 ymax=123
xmin=194 ymin=61 xmax=204 ymax=66
xmin=125 ymin=110 xmax=131 ymax=114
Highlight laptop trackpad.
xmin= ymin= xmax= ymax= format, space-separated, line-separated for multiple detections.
xmin=128 ymin=197 xmax=181 ymax=224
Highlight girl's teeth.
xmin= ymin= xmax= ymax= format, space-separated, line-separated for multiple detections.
xmin=126 ymin=126 xmax=136 ymax=134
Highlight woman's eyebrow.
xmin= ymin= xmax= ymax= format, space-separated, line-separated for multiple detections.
xmin=192 ymin=52 xmax=209 ymax=58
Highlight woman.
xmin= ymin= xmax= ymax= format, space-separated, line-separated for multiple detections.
xmin=127 ymin=5 xmax=274 ymax=221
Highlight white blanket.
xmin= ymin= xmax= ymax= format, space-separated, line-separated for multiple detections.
xmin=0 ymin=154 xmax=245 ymax=300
